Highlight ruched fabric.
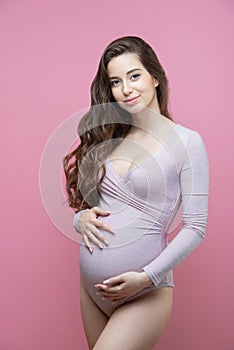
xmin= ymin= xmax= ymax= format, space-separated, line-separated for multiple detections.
xmin=73 ymin=124 xmax=210 ymax=316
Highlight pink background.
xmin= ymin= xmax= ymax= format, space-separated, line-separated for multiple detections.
xmin=1 ymin=0 xmax=233 ymax=349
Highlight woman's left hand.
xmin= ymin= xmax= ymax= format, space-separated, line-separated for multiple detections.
xmin=94 ymin=271 xmax=153 ymax=303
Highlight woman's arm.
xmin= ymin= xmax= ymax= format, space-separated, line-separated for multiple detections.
xmin=142 ymin=130 xmax=210 ymax=286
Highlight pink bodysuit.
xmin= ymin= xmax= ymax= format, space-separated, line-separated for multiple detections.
xmin=73 ymin=123 xmax=210 ymax=317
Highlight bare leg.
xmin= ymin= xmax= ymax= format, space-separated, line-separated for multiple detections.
xmin=80 ymin=278 xmax=109 ymax=349
xmin=93 ymin=287 xmax=173 ymax=350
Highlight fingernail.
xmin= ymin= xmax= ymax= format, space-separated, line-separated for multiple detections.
xmin=104 ymin=240 xmax=109 ymax=245
xmin=103 ymin=279 xmax=110 ymax=284
xmin=89 ymin=247 xmax=93 ymax=254
xmin=99 ymin=244 xmax=103 ymax=249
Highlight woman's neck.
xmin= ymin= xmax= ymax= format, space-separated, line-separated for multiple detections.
xmin=129 ymin=107 xmax=167 ymax=135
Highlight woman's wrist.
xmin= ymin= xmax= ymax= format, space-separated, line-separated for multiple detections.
xmin=139 ymin=271 xmax=154 ymax=288
xmin=73 ymin=208 xmax=90 ymax=232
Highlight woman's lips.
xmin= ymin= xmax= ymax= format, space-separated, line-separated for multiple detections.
xmin=124 ymin=96 xmax=140 ymax=105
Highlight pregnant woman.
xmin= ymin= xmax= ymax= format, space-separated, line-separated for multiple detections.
xmin=63 ymin=36 xmax=210 ymax=350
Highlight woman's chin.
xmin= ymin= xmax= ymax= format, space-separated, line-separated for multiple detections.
xmin=118 ymin=102 xmax=146 ymax=114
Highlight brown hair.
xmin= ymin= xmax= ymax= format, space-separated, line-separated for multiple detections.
xmin=63 ymin=36 xmax=174 ymax=212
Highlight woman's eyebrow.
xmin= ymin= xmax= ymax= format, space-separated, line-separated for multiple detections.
xmin=109 ymin=68 xmax=142 ymax=79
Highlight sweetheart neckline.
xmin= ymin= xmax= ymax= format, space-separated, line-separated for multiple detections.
xmin=106 ymin=123 xmax=181 ymax=180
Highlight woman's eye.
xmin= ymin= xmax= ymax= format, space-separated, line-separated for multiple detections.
xmin=110 ymin=80 xmax=120 ymax=87
xmin=130 ymin=73 xmax=140 ymax=80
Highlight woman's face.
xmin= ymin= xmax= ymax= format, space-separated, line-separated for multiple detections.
xmin=107 ymin=52 xmax=159 ymax=114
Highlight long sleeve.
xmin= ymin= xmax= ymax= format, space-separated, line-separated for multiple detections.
xmin=143 ymin=130 xmax=210 ymax=286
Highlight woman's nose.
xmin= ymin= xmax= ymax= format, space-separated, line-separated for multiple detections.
xmin=122 ymin=81 xmax=133 ymax=95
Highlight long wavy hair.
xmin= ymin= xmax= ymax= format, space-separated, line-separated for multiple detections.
xmin=63 ymin=36 xmax=174 ymax=212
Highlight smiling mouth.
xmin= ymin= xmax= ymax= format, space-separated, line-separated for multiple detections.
xmin=124 ymin=96 xmax=140 ymax=105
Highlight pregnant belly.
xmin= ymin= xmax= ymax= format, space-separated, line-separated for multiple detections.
xmin=79 ymin=233 xmax=162 ymax=288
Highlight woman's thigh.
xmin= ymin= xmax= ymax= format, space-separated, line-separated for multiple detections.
xmin=80 ymin=278 xmax=109 ymax=349
xmin=93 ymin=287 xmax=174 ymax=350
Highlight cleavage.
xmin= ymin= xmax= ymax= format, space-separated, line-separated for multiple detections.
xmin=108 ymin=139 xmax=163 ymax=179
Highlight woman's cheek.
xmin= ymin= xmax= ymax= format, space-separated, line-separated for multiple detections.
xmin=111 ymin=89 xmax=121 ymax=101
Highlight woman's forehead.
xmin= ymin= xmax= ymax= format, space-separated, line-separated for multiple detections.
xmin=107 ymin=53 xmax=144 ymax=77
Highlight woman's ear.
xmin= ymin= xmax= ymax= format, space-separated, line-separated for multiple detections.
xmin=154 ymin=77 xmax=159 ymax=87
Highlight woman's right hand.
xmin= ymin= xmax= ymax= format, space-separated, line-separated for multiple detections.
xmin=77 ymin=207 xmax=115 ymax=254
